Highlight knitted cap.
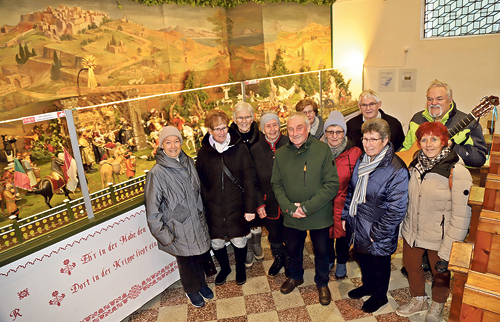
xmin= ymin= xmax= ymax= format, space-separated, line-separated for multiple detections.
xmin=323 ymin=111 xmax=346 ymax=135
xmin=158 ymin=126 xmax=183 ymax=146
xmin=260 ymin=111 xmax=280 ymax=131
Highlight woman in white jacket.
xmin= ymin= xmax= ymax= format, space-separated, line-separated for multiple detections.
xmin=396 ymin=122 xmax=472 ymax=322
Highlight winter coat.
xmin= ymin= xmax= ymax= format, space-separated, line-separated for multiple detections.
xmin=328 ymin=137 xmax=362 ymax=239
xmin=250 ymin=132 xmax=289 ymax=219
xmin=341 ymin=142 xmax=409 ymax=256
xmin=346 ymin=109 xmax=405 ymax=151
xmin=196 ymin=128 xmax=257 ymax=239
xmin=401 ymin=151 xmax=472 ymax=261
xmin=230 ymin=121 xmax=260 ymax=149
xmin=401 ymin=102 xmax=487 ymax=167
xmin=144 ymin=150 xmax=210 ymax=257
xmin=271 ymin=134 xmax=339 ymax=230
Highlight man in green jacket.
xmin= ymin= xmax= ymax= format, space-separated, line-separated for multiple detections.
xmin=271 ymin=112 xmax=339 ymax=306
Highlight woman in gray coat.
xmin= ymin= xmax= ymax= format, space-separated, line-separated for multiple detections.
xmin=145 ymin=126 xmax=212 ymax=308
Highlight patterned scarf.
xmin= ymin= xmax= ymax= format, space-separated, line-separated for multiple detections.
xmin=349 ymin=144 xmax=389 ymax=218
xmin=415 ymin=147 xmax=451 ymax=175
xmin=329 ymin=136 xmax=348 ymax=159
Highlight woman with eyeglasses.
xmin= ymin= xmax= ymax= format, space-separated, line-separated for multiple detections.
xmin=229 ymin=102 xmax=263 ymax=268
xmin=342 ymin=118 xmax=409 ymax=313
xmin=196 ymin=109 xmax=257 ymax=286
xmin=396 ymin=122 xmax=472 ymax=322
xmin=295 ymin=99 xmax=324 ymax=140
xmin=320 ymin=111 xmax=362 ymax=279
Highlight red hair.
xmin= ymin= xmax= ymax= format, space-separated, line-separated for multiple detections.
xmin=415 ymin=122 xmax=449 ymax=148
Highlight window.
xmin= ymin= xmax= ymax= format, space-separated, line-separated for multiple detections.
xmin=423 ymin=0 xmax=500 ymax=38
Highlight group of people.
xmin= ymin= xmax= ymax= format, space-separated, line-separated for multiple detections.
xmin=145 ymin=79 xmax=482 ymax=322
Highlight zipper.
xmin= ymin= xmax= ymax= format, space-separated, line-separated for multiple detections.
xmin=303 ymin=161 xmax=307 ymax=187
xmin=440 ymin=215 xmax=445 ymax=239
xmin=221 ymin=157 xmax=224 ymax=190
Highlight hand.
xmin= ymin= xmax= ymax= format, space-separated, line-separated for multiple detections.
xmin=435 ymin=259 xmax=449 ymax=273
xmin=257 ymin=207 xmax=267 ymax=219
xmin=341 ymin=220 xmax=346 ymax=231
xmin=244 ymin=213 xmax=255 ymax=221
xmin=292 ymin=203 xmax=306 ymax=218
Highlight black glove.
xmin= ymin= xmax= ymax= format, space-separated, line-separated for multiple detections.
xmin=435 ymin=260 xmax=449 ymax=273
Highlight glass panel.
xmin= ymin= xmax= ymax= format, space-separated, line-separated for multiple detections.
xmin=424 ymin=0 xmax=500 ymax=38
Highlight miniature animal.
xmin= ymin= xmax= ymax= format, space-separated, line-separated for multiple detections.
xmin=99 ymin=155 xmax=125 ymax=188
xmin=33 ymin=173 xmax=72 ymax=208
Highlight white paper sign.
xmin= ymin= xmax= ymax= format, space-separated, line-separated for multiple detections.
xmin=0 ymin=206 xmax=179 ymax=322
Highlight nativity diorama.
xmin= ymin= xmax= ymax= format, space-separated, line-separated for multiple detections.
xmin=0 ymin=1 xmax=356 ymax=248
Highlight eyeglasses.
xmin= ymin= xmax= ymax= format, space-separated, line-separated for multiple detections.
xmin=236 ymin=116 xmax=252 ymax=122
xmin=303 ymin=110 xmax=315 ymax=115
xmin=325 ymin=130 xmax=344 ymax=136
xmin=361 ymin=137 xmax=383 ymax=144
xmin=359 ymin=102 xmax=378 ymax=108
xmin=212 ymin=126 xmax=228 ymax=133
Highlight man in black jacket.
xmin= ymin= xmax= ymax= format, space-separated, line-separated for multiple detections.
xmin=347 ymin=89 xmax=405 ymax=151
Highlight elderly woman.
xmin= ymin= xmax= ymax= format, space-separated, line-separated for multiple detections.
xmin=196 ymin=109 xmax=256 ymax=286
xmin=229 ymin=102 xmax=263 ymax=267
xmin=321 ymin=111 xmax=362 ymax=279
xmin=295 ymin=99 xmax=324 ymax=139
xmin=396 ymin=122 xmax=472 ymax=322
xmin=342 ymin=118 xmax=409 ymax=313
xmin=249 ymin=111 xmax=289 ymax=276
xmin=144 ymin=126 xmax=212 ymax=308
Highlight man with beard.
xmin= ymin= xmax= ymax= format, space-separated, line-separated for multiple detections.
xmin=400 ymin=79 xmax=487 ymax=168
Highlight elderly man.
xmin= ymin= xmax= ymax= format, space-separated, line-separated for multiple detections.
xmin=249 ymin=111 xmax=289 ymax=276
xmin=347 ymin=89 xmax=405 ymax=151
xmin=271 ymin=112 xmax=339 ymax=306
xmin=400 ymin=79 xmax=487 ymax=168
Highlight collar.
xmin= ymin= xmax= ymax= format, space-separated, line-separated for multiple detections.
xmin=422 ymin=101 xmax=456 ymax=124
xmin=362 ymin=110 xmax=382 ymax=122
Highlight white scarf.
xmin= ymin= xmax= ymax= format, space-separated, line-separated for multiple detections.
xmin=349 ymin=144 xmax=389 ymax=217
xmin=209 ymin=133 xmax=231 ymax=153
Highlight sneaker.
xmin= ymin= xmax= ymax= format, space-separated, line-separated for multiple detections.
xmin=396 ymin=295 xmax=429 ymax=317
xmin=186 ymin=292 xmax=205 ymax=308
xmin=199 ymin=285 xmax=214 ymax=300
xmin=426 ymin=301 xmax=444 ymax=322
xmin=268 ymin=255 xmax=285 ymax=276
xmin=335 ymin=263 xmax=347 ymax=279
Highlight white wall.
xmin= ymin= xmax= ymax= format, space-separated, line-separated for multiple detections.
xmin=332 ymin=0 xmax=500 ymax=133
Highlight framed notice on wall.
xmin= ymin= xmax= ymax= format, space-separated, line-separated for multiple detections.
xmin=378 ymin=70 xmax=396 ymax=92
xmin=399 ymin=69 xmax=417 ymax=92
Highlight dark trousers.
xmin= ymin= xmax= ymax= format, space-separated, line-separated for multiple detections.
xmin=403 ymin=239 xmax=450 ymax=303
xmin=176 ymin=254 xmax=207 ymax=294
xmin=264 ymin=216 xmax=286 ymax=257
xmin=328 ymin=236 xmax=349 ymax=264
xmin=286 ymin=226 xmax=330 ymax=287
xmin=356 ymin=252 xmax=391 ymax=300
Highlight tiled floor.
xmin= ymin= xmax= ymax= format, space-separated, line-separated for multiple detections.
xmin=122 ymin=235 xmax=450 ymax=322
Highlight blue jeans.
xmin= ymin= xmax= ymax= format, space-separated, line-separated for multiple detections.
xmin=286 ymin=226 xmax=330 ymax=287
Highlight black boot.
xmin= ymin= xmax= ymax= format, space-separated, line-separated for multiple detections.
xmin=268 ymin=255 xmax=285 ymax=277
xmin=233 ymin=245 xmax=247 ymax=285
xmin=203 ymin=250 xmax=217 ymax=277
xmin=213 ymin=247 xmax=231 ymax=286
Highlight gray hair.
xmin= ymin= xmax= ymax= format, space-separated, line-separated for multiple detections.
xmin=427 ymin=79 xmax=453 ymax=100
xmin=233 ymin=102 xmax=254 ymax=121
xmin=358 ymin=89 xmax=380 ymax=104
xmin=287 ymin=112 xmax=310 ymax=127
xmin=361 ymin=118 xmax=391 ymax=140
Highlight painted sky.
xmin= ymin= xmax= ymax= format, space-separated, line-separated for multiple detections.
xmin=0 ymin=0 xmax=220 ymax=31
